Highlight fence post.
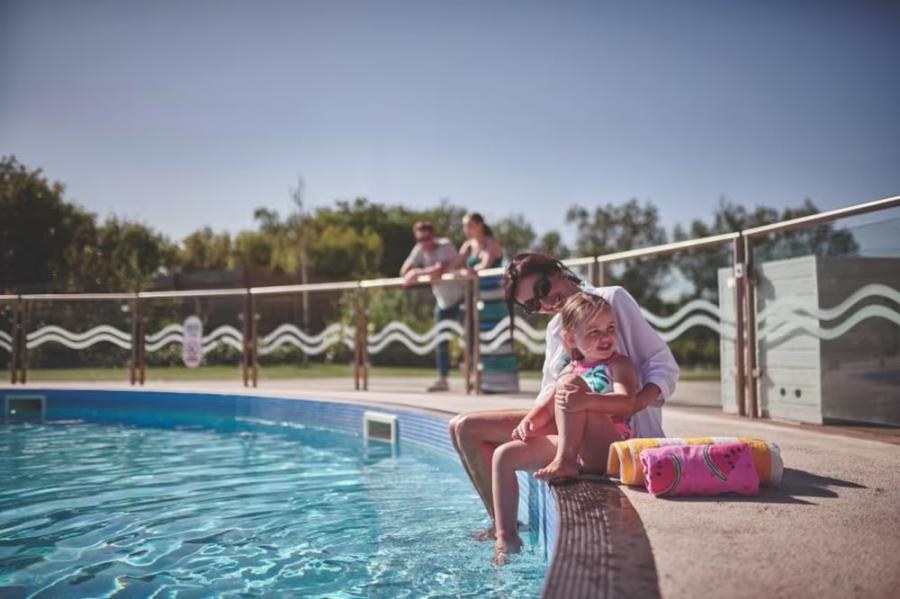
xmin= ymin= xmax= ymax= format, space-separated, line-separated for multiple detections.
xmin=361 ymin=288 xmax=369 ymax=391
xmin=10 ymin=297 xmax=21 ymax=384
xmin=354 ymin=288 xmax=363 ymax=391
xmin=732 ymin=237 xmax=747 ymax=417
xmin=242 ymin=291 xmax=251 ymax=387
xmin=251 ymin=294 xmax=258 ymax=387
xmin=137 ymin=297 xmax=146 ymax=385
xmin=472 ymin=278 xmax=482 ymax=395
xmin=742 ymin=235 xmax=759 ymax=419
xmin=20 ymin=299 xmax=28 ymax=384
xmin=462 ymin=279 xmax=473 ymax=394
xmin=130 ymin=296 xmax=138 ymax=386
xmin=591 ymin=260 xmax=606 ymax=287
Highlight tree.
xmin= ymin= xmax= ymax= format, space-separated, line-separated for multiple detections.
xmin=181 ymin=227 xmax=233 ymax=271
xmin=566 ymin=198 xmax=668 ymax=307
xmin=494 ymin=214 xmax=536 ymax=258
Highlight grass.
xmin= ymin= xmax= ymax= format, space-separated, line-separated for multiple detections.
xmin=12 ymin=364 xmax=721 ymax=382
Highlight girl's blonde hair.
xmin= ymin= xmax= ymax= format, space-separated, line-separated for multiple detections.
xmin=559 ymin=293 xmax=613 ymax=360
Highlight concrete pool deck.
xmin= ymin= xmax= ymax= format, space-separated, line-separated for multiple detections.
xmin=4 ymin=376 xmax=899 ymax=599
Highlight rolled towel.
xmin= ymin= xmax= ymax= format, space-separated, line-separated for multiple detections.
xmin=607 ymin=437 xmax=783 ymax=486
xmin=641 ymin=443 xmax=760 ymax=497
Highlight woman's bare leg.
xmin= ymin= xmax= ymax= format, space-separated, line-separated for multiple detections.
xmin=491 ymin=436 xmax=559 ymax=564
xmin=447 ymin=410 xmax=528 ymax=519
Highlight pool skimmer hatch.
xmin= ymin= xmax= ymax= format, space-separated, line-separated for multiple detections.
xmin=363 ymin=411 xmax=398 ymax=447
xmin=4 ymin=394 xmax=47 ymax=423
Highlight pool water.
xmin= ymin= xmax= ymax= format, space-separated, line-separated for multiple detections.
xmin=0 ymin=418 xmax=547 ymax=597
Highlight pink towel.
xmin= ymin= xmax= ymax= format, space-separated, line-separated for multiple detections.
xmin=640 ymin=442 xmax=760 ymax=497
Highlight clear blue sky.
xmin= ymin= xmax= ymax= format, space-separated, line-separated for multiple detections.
xmin=2 ymin=0 xmax=898 ymax=243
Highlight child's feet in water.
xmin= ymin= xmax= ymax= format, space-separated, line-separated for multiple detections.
xmin=534 ymin=457 xmax=580 ymax=481
xmin=492 ymin=534 xmax=523 ymax=565
xmin=470 ymin=521 xmax=528 ymax=542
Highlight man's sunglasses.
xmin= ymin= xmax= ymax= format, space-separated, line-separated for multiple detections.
xmin=516 ymin=275 xmax=552 ymax=314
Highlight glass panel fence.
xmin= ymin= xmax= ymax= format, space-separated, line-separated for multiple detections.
xmin=24 ymin=298 xmax=133 ymax=382
xmin=751 ymin=206 xmax=900 ymax=425
xmin=141 ymin=295 xmax=244 ymax=384
xmin=255 ymin=288 xmax=355 ymax=385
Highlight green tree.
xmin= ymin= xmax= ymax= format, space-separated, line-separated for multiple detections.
xmin=566 ymin=198 xmax=668 ymax=307
xmin=494 ymin=214 xmax=536 ymax=258
xmin=181 ymin=227 xmax=233 ymax=271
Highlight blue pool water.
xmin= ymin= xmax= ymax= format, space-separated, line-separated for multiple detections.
xmin=0 ymin=416 xmax=547 ymax=597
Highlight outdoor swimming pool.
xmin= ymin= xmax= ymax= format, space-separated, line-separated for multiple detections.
xmin=0 ymin=391 xmax=550 ymax=597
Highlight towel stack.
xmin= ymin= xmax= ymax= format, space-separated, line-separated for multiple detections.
xmin=607 ymin=437 xmax=783 ymax=494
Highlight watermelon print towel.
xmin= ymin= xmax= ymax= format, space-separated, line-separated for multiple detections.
xmin=607 ymin=436 xmax=783 ymax=487
xmin=641 ymin=443 xmax=760 ymax=497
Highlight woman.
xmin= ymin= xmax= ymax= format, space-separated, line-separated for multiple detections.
xmin=447 ymin=253 xmax=679 ymax=556
xmin=458 ymin=213 xmax=519 ymax=393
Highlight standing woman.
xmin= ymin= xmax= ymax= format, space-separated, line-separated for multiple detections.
xmin=458 ymin=213 xmax=520 ymax=393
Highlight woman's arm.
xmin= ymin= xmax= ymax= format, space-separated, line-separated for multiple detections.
xmin=608 ymin=287 xmax=679 ymax=404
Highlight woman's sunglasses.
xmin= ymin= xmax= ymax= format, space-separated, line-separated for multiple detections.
xmin=517 ymin=275 xmax=552 ymax=314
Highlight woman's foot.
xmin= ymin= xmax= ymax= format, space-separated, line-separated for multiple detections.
xmin=492 ymin=534 xmax=523 ymax=565
xmin=469 ymin=525 xmax=496 ymax=541
xmin=534 ymin=457 xmax=580 ymax=481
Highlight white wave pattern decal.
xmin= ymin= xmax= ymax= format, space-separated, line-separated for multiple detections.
xmin=26 ymin=324 xmax=132 ymax=350
xmin=367 ymin=320 xmax=464 ymax=355
xmin=759 ymin=284 xmax=900 ymax=345
xmin=258 ymin=323 xmax=354 ymax=356
xmin=641 ymin=300 xmax=732 ymax=342
xmin=0 ymin=330 xmax=12 ymax=353
xmin=478 ymin=317 xmax=546 ymax=355
xmin=143 ymin=324 xmax=245 ymax=355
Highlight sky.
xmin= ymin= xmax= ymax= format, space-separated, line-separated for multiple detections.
xmin=2 ymin=0 xmax=899 ymax=244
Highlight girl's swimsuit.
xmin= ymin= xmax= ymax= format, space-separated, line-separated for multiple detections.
xmin=570 ymin=353 xmax=635 ymax=440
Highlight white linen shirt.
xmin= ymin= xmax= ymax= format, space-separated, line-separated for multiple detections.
xmin=536 ymin=283 xmax=679 ymax=438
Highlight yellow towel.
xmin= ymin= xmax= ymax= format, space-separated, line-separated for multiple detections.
xmin=608 ymin=437 xmax=783 ymax=486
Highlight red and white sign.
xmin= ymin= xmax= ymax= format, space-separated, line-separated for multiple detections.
xmin=182 ymin=316 xmax=203 ymax=368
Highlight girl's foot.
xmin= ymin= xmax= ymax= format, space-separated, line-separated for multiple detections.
xmin=469 ymin=525 xmax=495 ymax=541
xmin=492 ymin=534 xmax=523 ymax=565
xmin=534 ymin=457 xmax=580 ymax=481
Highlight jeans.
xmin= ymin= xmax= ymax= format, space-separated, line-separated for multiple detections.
xmin=434 ymin=303 xmax=461 ymax=378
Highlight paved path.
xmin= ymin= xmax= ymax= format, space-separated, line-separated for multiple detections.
xmin=5 ymin=378 xmax=899 ymax=598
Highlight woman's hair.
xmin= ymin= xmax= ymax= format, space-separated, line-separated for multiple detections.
xmin=559 ymin=293 xmax=612 ymax=361
xmin=465 ymin=212 xmax=493 ymax=238
xmin=502 ymin=252 xmax=583 ymax=335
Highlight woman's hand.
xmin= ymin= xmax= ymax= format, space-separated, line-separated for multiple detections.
xmin=511 ymin=415 xmax=536 ymax=441
xmin=554 ymin=374 xmax=591 ymax=413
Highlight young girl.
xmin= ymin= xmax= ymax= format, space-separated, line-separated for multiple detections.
xmin=533 ymin=292 xmax=638 ymax=480
xmin=492 ymin=292 xmax=640 ymax=562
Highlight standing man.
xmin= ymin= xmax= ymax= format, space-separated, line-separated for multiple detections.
xmin=400 ymin=221 xmax=465 ymax=391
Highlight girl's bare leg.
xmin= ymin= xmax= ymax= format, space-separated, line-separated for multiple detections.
xmin=534 ymin=402 xmax=586 ymax=480
xmin=491 ymin=436 xmax=559 ymax=564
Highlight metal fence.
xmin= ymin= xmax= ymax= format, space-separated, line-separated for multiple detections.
xmin=3 ymin=195 xmax=899 ymax=424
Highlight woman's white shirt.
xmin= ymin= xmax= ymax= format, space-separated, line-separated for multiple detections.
xmin=536 ymin=284 xmax=679 ymax=438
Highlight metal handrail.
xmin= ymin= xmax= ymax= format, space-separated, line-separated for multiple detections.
xmin=595 ymin=232 xmax=740 ymax=264
xmin=743 ymin=195 xmax=900 ymax=238
xmin=20 ymin=293 xmax=137 ymax=301
xmin=138 ymin=289 xmax=247 ymax=299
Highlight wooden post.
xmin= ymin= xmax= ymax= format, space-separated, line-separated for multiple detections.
xmin=471 ymin=278 xmax=481 ymax=395
xmin=732 ymin=237 xmax=747 ymax=417
xmin=242 ymin=292 xmax=251 ymax=387
xmin=130 ymin=296 xmax=138 ymax=386
xmin=251 ymin=294 xmax=258 ymax=387
xmin=462 ymin=280 xmax=472 ymax=394
xmin=137 ymin=297 xmax=145 ymax=385
xmin=361 ymin=289 xmax=369 ymax=391
xmin=20 ymin=299 xmax=29 ymax=384
xmin=10 ymin=298 xmax=21 ymax=384
xmin=353 ymin=289 xmax=363 ymax=391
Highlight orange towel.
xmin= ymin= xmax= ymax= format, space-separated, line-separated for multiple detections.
xmin=607 ymin=437 xmax=783 ymax=486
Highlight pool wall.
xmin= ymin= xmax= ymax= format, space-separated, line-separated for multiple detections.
xmin=2 ymin=388 xmax=558 ymax=560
